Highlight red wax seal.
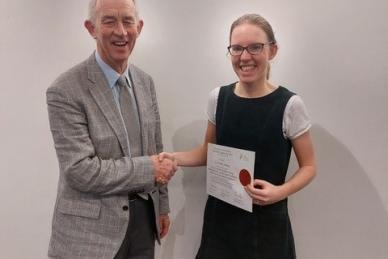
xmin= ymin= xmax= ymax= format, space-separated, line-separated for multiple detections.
xmin=239 ymin=169 xmax=251 ymax=186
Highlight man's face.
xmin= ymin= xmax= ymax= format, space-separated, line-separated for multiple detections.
xmin=85 ymin=0 xmax=143 ymax=72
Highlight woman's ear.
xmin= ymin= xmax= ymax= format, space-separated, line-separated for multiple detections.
xmin=268 ymin=43 xmax=278 ymax=60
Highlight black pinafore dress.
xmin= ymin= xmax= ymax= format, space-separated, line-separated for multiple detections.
xmin=196 ymin=83 xmax=296 ymax=259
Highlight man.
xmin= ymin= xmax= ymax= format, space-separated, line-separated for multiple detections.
xmin=46 ymin=0 xmax=176 ymax=258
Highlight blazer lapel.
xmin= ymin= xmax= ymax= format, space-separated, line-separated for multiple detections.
xmin=86 ymin=55 xmax=130 ymax=156
xmin=128 ymin=64 xmax=149 ymax=153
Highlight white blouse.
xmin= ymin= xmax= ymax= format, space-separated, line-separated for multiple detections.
xmin=206 ymin=86 xmax=311 ymax=140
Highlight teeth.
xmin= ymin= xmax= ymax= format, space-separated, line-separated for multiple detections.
xmin=113 ymin=41 xmax=127 ymax=46
xmin=240 ymin=65 xmax=255 ymax=71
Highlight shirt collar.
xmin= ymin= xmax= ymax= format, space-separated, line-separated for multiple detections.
xmin=95 ymin=51 xmax=131 ymax=89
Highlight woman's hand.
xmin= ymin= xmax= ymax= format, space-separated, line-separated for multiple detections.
xmin=245 ymin=179 xmax=286 ymax=206
xmin=158 ymin=152 xmax=178 ymax=172
xmin=158 ymin=152 xmax=175 ymax=162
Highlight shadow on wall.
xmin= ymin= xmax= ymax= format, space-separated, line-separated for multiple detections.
xmin=289 ymin=125 xmax=388 ymax=259
xmin=160 ymin=123 xmax=388 ymax=259
xmin=161 ymin=120 xmax=208 ymax=259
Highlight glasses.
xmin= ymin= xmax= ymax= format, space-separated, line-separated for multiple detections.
xmin=227 ymin=42 xmax=273 ymax=56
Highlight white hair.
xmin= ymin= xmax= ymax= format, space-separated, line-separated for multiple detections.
xmin=87 ymin=0 xmax=139 ymax=23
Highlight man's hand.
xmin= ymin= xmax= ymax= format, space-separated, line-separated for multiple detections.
xmin=159 ymin=214 xmax=170 ymax=239
xmin=158 ymin=152 xmax=178 ymax=180
xmin=151 ymin=155 xmax=178 ymax=184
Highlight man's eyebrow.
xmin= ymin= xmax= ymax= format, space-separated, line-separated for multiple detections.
xmin=101 ymin=14 xmax=135 ymax=20
xmin=100 ymin=16 xmax=118 ymax=23
xmin=101 ymin=15 xmax=116 ymax=20
xmin=122 ymin=14 xmax=136 ymax=20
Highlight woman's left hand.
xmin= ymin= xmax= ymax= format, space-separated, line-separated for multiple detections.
xmin=245 ymin=179 xmax=286 ymax=206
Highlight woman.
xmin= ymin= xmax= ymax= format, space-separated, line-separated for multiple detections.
xmin=161 ymin=14 xmax=316 ymax=259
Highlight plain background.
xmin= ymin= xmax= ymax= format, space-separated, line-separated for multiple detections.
xmin=1 ymin=0 xmax=388 ymax=258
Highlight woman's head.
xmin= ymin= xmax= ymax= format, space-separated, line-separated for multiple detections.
xmin=228 ymin=14 xmax=278 ymax=84
xmin=229 ymin=14 xmax=276 ymax=45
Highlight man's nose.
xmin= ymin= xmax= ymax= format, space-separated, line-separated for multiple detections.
xmin=114 ymin=22 xmax=127 ymax=36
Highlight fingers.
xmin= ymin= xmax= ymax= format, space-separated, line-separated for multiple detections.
xmin=158 ymin=152 xmax=175 ymax=162
xmin=160 ymin=228 xmax=167 ymax=238
xmin=160 ymin=159 xmax=175 ymax=179
xmin=245 ymin=185 xmax=265 ymax=200
xmin=245 ymin=179 xmax=273 ymax=206
xmin=160 ymin=224 xmax=168 ymax=238
xmin=156 ymin=176 xmax=168 ymax=185
xmin=159 ymin=214 xmax=170 ymax=239
xmin=253 ymin=199 xmax=269 ymax=206
xmin=158 ymin=152 xmax=178 ymax=172
xmin=245 ymin=180 xmax=266 ymax=195
xmin=158 ymin=152 xmax=166 ymax=162
xmin=153 ymin=154 xmax=179 ymax=185
xmin=252 ymin=179 xmax=267 ymax=188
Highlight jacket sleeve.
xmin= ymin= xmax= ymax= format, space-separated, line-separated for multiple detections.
xmin=46 ymin=81 xmax=156 ymax=196
xmin=148 ymin=77 xmax=170 ymax=215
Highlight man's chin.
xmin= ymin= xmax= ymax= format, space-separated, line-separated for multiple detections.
xmin=112 ymin=55 xmax=130 ymax=63
xmin=110 ymin=55 xmax=130 ymax=66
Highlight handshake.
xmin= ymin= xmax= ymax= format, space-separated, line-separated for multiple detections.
xmin=151 ymin=152 xmax=177 ymax=185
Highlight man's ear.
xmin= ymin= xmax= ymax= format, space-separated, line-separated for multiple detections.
xmin=84 ymin=20 xmax=97 ymax=39
xmin=136 ymin=19 xmax=144 ymax=37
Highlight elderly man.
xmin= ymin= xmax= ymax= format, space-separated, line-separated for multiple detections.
xmin=46 ymin=0 xmax=176 ymax=258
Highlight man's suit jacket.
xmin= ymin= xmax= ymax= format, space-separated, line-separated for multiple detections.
xmin=47 ymin=54 xmax=168 ymax=259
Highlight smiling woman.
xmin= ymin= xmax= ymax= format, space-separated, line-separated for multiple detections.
xmin=228 ymin=15 xmax=278 ymax=94
xmin=158 ymin=13 xmax=316 ymax=259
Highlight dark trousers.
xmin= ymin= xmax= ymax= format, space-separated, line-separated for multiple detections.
xmin=114 ymin=196 xmax=156 ymax=259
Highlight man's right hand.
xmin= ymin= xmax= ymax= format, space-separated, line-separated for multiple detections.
xmin=151 ymin=155 xmax=178 ymax=185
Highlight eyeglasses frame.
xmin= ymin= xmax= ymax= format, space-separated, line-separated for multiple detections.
xmin=227 ymin=42 xmax=275 ymax=56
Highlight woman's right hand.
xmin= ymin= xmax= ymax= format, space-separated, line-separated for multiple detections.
xmin=158 ymin=151 xmax=174 ymax=160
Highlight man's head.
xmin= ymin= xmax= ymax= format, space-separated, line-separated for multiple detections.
xmin=85 ymin=0 xmax=143 ymax=73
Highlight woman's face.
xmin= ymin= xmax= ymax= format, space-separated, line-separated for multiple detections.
xmin=229 ymin=23 xmax=277 ymax=86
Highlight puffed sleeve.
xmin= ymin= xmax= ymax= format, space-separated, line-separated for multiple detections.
xmin=206 ymin=87 xmax=220 ymax=125
xmin=283 ymin=95 xmax=312 ymax=140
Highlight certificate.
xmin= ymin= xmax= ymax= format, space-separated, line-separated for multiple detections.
xmin=207 ymin=143 xmax=255 ymax=212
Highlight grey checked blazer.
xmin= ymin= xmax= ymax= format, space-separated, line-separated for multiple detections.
xmin=47 ymin=54 xmax=169 ymax=259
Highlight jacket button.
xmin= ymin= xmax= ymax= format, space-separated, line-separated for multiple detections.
xmin=122 ymin=205 xmax=129 ymax=211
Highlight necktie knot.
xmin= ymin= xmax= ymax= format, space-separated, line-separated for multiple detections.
xmin=117 ymin=75 xmax=129 ymax=89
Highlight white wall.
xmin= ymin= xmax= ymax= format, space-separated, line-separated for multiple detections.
xmin=1 ymin=0 xmax=387 ymax=258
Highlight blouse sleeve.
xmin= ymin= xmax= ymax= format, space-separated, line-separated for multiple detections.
xmin=283 ymin=95 xmax=312 ymax=140
xmin=206 ymin=87 xmax=220 ymax=125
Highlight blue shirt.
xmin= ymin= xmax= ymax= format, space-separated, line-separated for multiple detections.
xmin=95 ymin=51 xmax=132 ymax=106
xmin=94 ymin=51 xmax=141 ymax=156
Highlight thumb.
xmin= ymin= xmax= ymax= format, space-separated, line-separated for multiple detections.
xmin=158 ymin=152 xmax=166 ymax=162
xmin=252 ymin=179 xmax=267 ymax=189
